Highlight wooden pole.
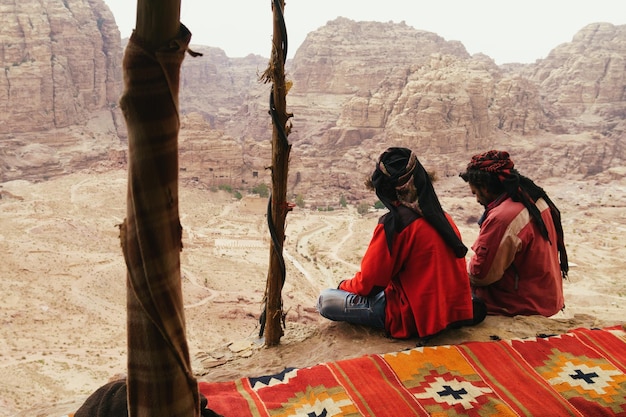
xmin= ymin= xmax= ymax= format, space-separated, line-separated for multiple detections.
xmin=135 ymin=0 xmax=180 ymax=49
xmin=120 ymin=0 xmax=200 ymax=415
xmin=263 ymin=0 xmax=292 ymax=347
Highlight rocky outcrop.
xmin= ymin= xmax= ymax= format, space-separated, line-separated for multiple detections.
xmin=287 ymin=18 xmax=472 ymax=150
xmin=276 ymin=19 xmax=626 ymax=197
xmin=291 ymin=18 xmax=470 ymax=94
xmin=1 ymin=9 xmax=625 ymax=197
xmin=287 ymin=20 xmax=625 ymax=147
xmin=0 ymin=0 xmax=123 ymax=182
xmin=523 ymin=23 xmax=626 ymax=177
xmin=531 ymin=23 xmax=626 ymax=122
xmin=180 ymin=47 xmax=268 ymax=138
xmin=177 ymin=112 xmax=272 ymax=189
xmin=0 ymin=0 xmax=122 ymax=133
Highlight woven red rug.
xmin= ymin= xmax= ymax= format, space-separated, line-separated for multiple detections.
xmin=199 ymin=325 xmax=626 ymax=416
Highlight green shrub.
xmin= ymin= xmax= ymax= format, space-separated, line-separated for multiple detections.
xmin=356 ymin=202 xmax=370 ymax=215
xmin=218 ymin=184 xmax=232 ymax=193
xmin=295 ymin=194 xmax=305 ymax=208
xmin=252 ymin=183 xmax=269 ymax=198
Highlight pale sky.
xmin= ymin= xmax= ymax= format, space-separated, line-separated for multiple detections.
xmin=102 ymin=0 xmax=626 ymax=64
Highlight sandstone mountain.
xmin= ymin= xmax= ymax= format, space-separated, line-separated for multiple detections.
xmin=0 ymin=0 xmax=122 ymax=133
xmin=1 ymin=0 xmax=625 ymax=206
xmin=0 ymin=0 xmax=123 ymax=181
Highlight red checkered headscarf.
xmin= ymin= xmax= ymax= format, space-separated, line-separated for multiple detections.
xmin=466 ymin=150 xmax=514 ymax=183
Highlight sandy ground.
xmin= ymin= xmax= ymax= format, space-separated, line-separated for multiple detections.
xmin=1 ymin=169 xmax=625 ymax=416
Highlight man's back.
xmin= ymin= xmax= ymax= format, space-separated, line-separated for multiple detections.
xmin=469 ymin=196 xmax=564 ymax=316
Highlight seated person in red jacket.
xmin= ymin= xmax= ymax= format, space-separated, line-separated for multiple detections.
xmin=459 ymin=150 xmax=568 ymax=316
xmin=317 ymin=147 xmax=485 ymax=339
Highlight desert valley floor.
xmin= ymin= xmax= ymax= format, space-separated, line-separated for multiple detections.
xmin=1 ymin=168 xmax=625 ymax=416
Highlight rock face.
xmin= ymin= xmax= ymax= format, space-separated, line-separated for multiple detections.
xmin=516 ymin=23 xmax=626 ymax=178
xmin=179 ymin=47 xmax=269 ymax=141
xmin=530 ymin=23 xmax=626 ymax=140
xmin=212 ymin=20 xmax=624 ymax=190
xmin=0 ymin=0 xmax=122 ymax=133
xmin=286 ymin=20 xmax=626 ymax=147
xmin=272 ymin=20 xmax=626 ymax=201
xmin=0 ymin=0 xmax=123 ymax=182
xmin=1 ymin=8 xmax=625 ymax=202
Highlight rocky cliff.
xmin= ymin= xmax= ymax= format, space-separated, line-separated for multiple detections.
xmin=0 ymin=0 xmax=124 ymax=181
xmin=175 ymin=19 xmax=626 ymax=205
xmin=0 ymin=0 xmax=122 ymax=132
xmin=1 ymin=5 xmax=625 ymax=204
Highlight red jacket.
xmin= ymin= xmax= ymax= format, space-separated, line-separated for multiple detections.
xmin=340 ymin=207 xmax=473 ymax=338
xmin=469 ymin=196 xmax=564 ymax=316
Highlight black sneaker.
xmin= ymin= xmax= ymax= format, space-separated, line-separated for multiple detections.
xmin=472 ymin=296 xmax=487 ymax=325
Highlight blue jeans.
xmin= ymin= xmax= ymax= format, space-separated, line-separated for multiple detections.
xmin=317 ymin=288 xmax=386 ymax=329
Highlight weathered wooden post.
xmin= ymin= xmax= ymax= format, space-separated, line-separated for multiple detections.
xmin=119 ymin=0 xmax=200 ymax=415
xmin=261 ymin=0 xmax=292 ymax=347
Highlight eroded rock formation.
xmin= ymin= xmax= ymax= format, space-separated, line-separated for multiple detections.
xmin=0 ymin=0 xmax=124 ymax=181
xmin=1 ymin=4 xmax=624 ymax=201
xmin=0 ymin=0 xmax=122 ymax=133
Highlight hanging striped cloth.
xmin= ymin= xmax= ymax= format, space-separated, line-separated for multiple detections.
xmin=119 ymin=24 xmax=200 ymax=417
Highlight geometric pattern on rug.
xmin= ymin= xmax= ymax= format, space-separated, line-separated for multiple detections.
xmin=508 ymin=330 xmax=626 ymax=415
xmin=199 ymin=326 xmax=626 ymax=416
xmin=384 ymin=346 xmax=516 ymax=416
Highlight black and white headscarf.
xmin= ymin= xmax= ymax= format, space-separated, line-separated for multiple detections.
xmin=371 ymin=147 xmax=467 ymax=258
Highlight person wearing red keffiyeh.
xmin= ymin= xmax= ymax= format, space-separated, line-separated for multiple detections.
xmin=460 ymin=150 xmax=568 ymax=317
xmin=317 ymin=148 xmax=486 ymax=340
